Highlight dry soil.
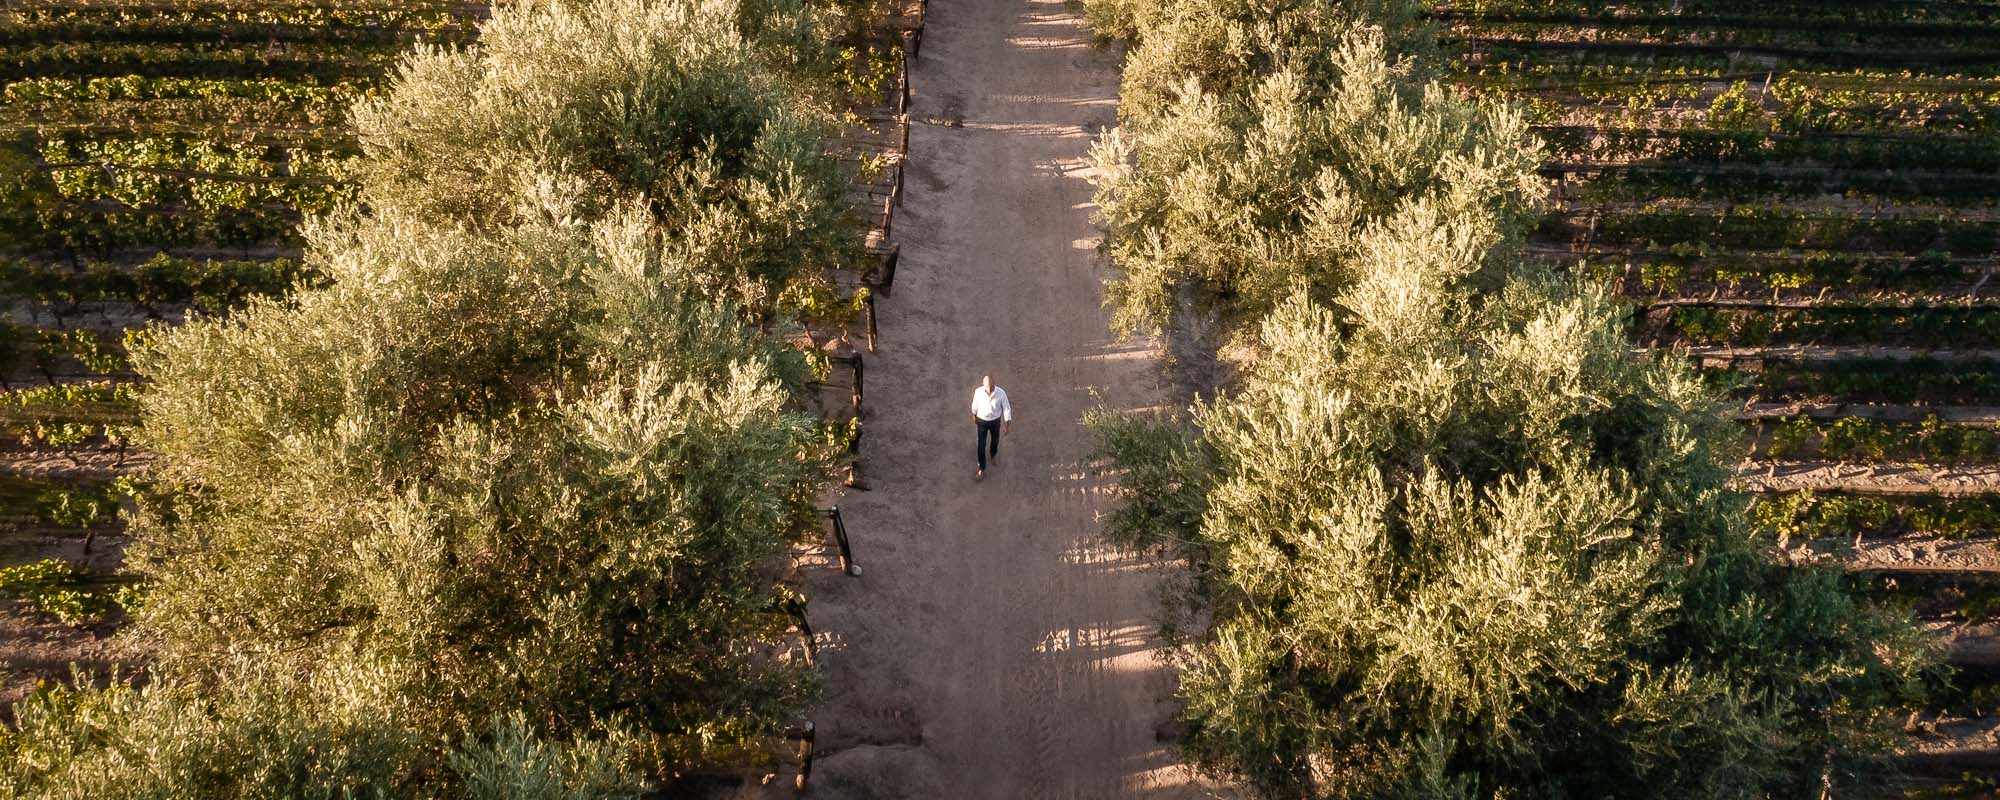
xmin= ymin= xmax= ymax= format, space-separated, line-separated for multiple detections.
xmin=777 ymin=0 xmax=1222 ymax=796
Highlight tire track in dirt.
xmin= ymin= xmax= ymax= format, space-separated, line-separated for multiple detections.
xmin=770 ymin=0 xmax=1225 ymax=797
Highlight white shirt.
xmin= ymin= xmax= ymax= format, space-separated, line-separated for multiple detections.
xmin=972 ymin=385 xmax=1012 ymax=422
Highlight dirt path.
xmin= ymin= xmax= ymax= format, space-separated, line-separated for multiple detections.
xmin=1737 ymin=461 xmax=2000 ymax=495
xmin=783 ymin=0 xmax=1216 ymax=797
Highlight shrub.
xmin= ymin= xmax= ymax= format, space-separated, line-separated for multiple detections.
xmin=1083 ymin=0 xmax=1936 ymax=795
xmin=349 ymin=0 xmax=853 ymax=309
xmin=3 ymin=0 xmax=859 ymax=793
xmin=1768 ymin=415 xmax=1814 ymax=459
xmin=1086 ymin=20 xmax=1546 ymax=336
xmin=0 ymin=559 xmax=117 ymax=624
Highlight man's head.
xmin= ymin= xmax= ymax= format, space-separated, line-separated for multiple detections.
xmin=982 ymin=374 xmax=993 ymax=391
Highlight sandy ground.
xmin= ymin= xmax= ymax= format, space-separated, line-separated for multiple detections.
xmin=1790 ymin=537 xmax=2000 ymax=575
xmin=764 ymin=0 xmax=1222 ymax=796
xmin=1903 ymin=714 xmax=2000 ymax=777
xmin=1735 ymin=460 xmax=2000 ymax=495
xmin=1738 ymin=403 xmax=2000 ymax=423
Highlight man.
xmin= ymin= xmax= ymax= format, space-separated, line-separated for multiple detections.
xmin=970 ymin=374 xmax=1011 ymax=480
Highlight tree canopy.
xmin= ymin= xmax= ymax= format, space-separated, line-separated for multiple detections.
xmin=1087 ymin=5 xmax=1543 ymax=338
xmin=351 ymin=0 xmax=854 ymax=306
xmin=1 ymin=1 xmax=860 ymax=795
xmin=1083 ymin=2 xmax=1937 ymax=796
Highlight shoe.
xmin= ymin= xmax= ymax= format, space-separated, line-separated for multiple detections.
xmin=975 ymin=468 xmax=984 ymax=481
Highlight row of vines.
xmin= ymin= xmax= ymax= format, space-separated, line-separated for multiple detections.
xmin=0 ymin=0 xmax=479 ymax=689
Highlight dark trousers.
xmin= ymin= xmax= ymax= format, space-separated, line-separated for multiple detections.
xmin=976 ymin=417 xmax=1002 ymax=470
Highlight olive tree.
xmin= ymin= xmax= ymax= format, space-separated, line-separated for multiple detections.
xmin=1084 ymin=0 xmax=1428 ymax=120
xmin=352 ymin=0 xmax=855 ymax=307
xmin=0 ymin=202 xmax=834 ymax=797
xmin=1083 ymin=1 xmax=1936 ymax=796
xmin=2 ymin=660 xmax=646 ymax=799
xmin=1088 ymin=29 xmax=1544 ymax=337
xmin=3 ymin=0 xmax=856 ymax=794
xmin=1091 ymin=238 xmax=1935 ymax=798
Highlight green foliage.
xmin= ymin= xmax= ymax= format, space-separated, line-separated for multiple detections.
xmin=1085 ymin=0 xmax=1428 ymax=122
xmin=1752 ymin=490 xmax=2000 ymax=541
xmin=833 ymin=42 xmax=899 ymax=101
xmin=450 ymin=714 xmax=649 ymax=800
xmin=1081 ymin=403 xmax=1212 ymax=551
xmin=0 ymin=112 xmax=368 ymax=260
xmin=822 ymin=416 xmax=861 ymax=454
xmin=5 ymin=4 xmax=473 ymax=38
xmin=1812 ymin=414 xmax=2000 ymax=467
xmin=1821 ymin=417 xmax=1889 ymax=462
xmin=349 ymin=0 xmax=853 ymax=308
xmin=1739 ymin=357 xmax=2000 ymax=405
xmin=1706 ymin=80 xmax=1764 ymax=131
xmin=1662 ymin=303 xmax=2000 ymax=349
xmin=3 ymin=0 xmax=860 ymax=794
xmin=1 ymin=75 xmax=365 ymax=107
xmin=0 ymin=670 xmax=651 ymax=800
xmin=0 ymin=559 xmax=117 ymax=625
xmin=0 ymin=380 xmax=137 ymax=411
xmin=1084 ymin=0 xmax=1937 ymax=796
xmin=35 ymin=483 xmax=116 ymax=529
xmin=1086 ymin=15 xmax=1545 ymax=335
xmin=0 ymin=253 xmax=321 ymax=315
xmin=0 ymin=381 xmax=141 ymax=448
xmin=0 ymin=473 xmax=132 ymax=530
xmin=802 ymin=346 xmax=834 ymax=382
xmin=1767 ymin=416 xmax=1813 ymax=460
xmin=1594 ymin=247 xmax=1975 ymax=303
xmin=35 ymin=329 xmax=125 ymax=374
xmin=1 ymin=663 xmax=451 ymax=798
xmin=117 ymin=203 xmax=832 ymax=783
xmin=776 ymin=278 xmax=860 ymax=327
xmin=1097 ymin=281 xmax=1935 ymax=800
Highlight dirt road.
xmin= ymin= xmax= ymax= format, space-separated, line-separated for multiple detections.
xmin=790 ymin=0 xmax=1214 ymax=797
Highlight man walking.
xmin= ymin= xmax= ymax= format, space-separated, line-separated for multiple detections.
xmin=970 ymin=374 xmax=1011 ymax=480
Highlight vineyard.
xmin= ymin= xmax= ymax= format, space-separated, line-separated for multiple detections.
xmin=0 ymin=0 xmax=481 ymax=710
xmin=1076 ymin=0 xmax=1951 ymax=792
xmin=4 ymin=0 xmax=1994 ymax=795
xmin=1441 ymin=0 xmax=2000 ymax=789
xmin=0 ymin=0 xmax=909 ymax=794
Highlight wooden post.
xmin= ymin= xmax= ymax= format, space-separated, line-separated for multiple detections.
xmin=897 ymin=46 xmax=910 ymax=115
xmin=852 ymin=352 xmax=868 ymax=410
xmin=784 ymin=595 xmax=816 ymax=667
xmin=880 ymin=194 xmax=893 ymax=239
xmin=844 ymin=420 xmax=870 ymax=491
xmin=864 ymin=291 xmax=878 ymax=352
xmin=826 ymin=506 xmax=861 ymax=576
xmin=785 ymin=721 xmax=816 ymax=790
xmin=875 ymin=243 xmax=900 ymax=295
